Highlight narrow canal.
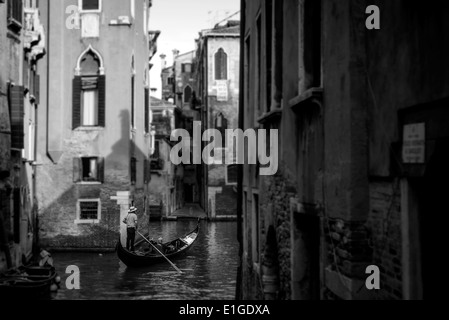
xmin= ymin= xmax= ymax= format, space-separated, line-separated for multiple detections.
xmin=51 ymin=220 xmax=239 ymax=300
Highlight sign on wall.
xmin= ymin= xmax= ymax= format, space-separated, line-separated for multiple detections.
xmin=402 ymin=123 xmax=426 ymax=164
xmin=216 ymin=80 xmax=228 ymax=102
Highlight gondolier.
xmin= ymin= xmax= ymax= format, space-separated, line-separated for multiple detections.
xmin=123 ymin=206 xmax=138 ymax=252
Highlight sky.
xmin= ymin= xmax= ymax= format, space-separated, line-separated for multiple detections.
xmin=149 ymin=0 xmax=240 ymax=99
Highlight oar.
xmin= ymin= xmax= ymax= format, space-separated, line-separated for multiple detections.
xmin=136 ymin=231 xmax=183 ymax=274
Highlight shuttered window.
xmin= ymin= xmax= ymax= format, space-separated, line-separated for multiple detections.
xmin=73 ymin=75 xmax=105 ymax=129
xmin=144 ymin=87 xmax=149 ymax=133
xmin=9 ymin=85 xmax=24 ymax=149
xmin=7 ymin=0 xmax=23 ymax=32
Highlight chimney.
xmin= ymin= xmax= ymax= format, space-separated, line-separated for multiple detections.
xmin=160 ymin=54 xmax=167 ymax=69
xmin=172 ymin=49 xmax=180 ymax=61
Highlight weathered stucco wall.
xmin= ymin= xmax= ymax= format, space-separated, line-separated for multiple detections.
xmin=37 ymin=0 xmax=152 ymax=249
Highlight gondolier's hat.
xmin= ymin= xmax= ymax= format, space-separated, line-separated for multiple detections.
xmin=129 ymin=206 xmax=137 ymax=213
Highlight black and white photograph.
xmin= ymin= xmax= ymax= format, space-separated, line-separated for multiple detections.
xmin=0 ymin=0 xmax=446 ymax=308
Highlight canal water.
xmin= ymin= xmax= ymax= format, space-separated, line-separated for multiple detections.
xmin=51 ymin=220 xmax=239 ymax=300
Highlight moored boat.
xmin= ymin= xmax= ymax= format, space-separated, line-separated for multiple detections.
xmin=0 ymin=264 xmax=59 ymax=299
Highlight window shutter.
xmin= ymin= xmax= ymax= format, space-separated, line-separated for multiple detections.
xmin=98 ymin=157 xmax=105 ymax=183
xmin=145 ymin=87 xmax=149 ymax=133
xmin=182 ymin=64 xmax=185 ymax=73
xmin=72 ymin=77 xmax=82 ymax=129
xmin=9 ymin=85 xmax=24 ymax=149
xmin=34 ymin=74 xmax=40 ymax=105
xmin=98 ymin=75 xmax=106 ymax=127
xmin=73 ymin=158 xmax=81 ymax=182
xmin=131 ymin=157 xmax=137 ymax=185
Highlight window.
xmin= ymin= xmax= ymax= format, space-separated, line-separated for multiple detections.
xmin=168 ymin=77 xmax=174 ymax=85
xmin=266 ymin=0 xmax=273 ymax=112
xmin=274 ymin=0 xmax=283 ymax=107
xmin=76 ymin=200 xmax=101 ymax=224
xmin=252 ymin=193 xmax=260 ymax=263
xmin=81 ymin=77 xmax=99 ymax=126
xmin=79 ymin=0 xmax=101 ymax=12
xmin=9 ymin=85 xmax=24 ymax=150
xmin=144 ymin=87 xmax=150 ymax=133
xmin=80 ymin=201 xmax=98 ymax=220
xmin=7 ymin=0 xmax=23 ymax=33
xmin=182 ymin=63 xmax=192 ymax=73
xmin=245 ymin=35 xmax=251 ymax=114
xmin=184 ymin=85 xmax=192 ymax=103
xmin=304 ymin=0 xmax=322 ymax=89
xmin=215 ymin=48 xmax=228 ymax=80
xmin=256 ymin=16 xmax=262 ymax=111
xmin=73 ymin=157 xmax=104 ymax=183
xmin=131 ymin=75 xmax=135 ymax=129
xmin=73 ymin=50 xmax=105 ymax=129
xmin=226 ymin=164 xmax=238 ymax=185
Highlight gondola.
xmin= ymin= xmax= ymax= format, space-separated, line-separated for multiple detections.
xmin=0 ymin=264 xmax=58 ymax=299
xmin=116 ymin=221 xmax=200 ymax=267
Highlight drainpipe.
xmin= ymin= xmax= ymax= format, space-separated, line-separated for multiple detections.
xmin=235 ymin=0 xmax=245 ymax=301
xmin=204 ymin=39 xmax=209 ymax=217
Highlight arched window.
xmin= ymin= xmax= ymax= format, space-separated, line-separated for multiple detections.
xmin=215 ymin=48 xmax=228 ymax=80
xmin=73 ymin=46 xmax=105 ymax=129
xmin=184 ymin=85 xmax=192 ymax=103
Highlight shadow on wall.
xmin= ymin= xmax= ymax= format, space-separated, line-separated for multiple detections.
xmin=38 ymin=110 xmax=151 ymax=250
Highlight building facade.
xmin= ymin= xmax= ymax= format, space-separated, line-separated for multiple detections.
xmin=0 ymin=0 xmax=46 ymax=271
xmin=195 ymin=20 xmax=240 ymax=219
xmin=148 ymin=96 xmax=183 ymax=219
xmin=239 ymin=0 xmax=448 ymax=300
xmin=36 ymin=0 xmax=154 ymax=250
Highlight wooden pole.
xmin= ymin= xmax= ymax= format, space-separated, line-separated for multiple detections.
xmin=136 ymin=230 xmax=183 ymax=274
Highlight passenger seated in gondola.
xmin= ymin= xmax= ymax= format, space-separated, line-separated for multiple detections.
xmin=156 ymin=237 xmax=166 ymax=254
xmin=166 ymin=243 xmax=176 ymax=253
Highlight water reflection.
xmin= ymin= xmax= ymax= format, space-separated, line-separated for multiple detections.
xmin=51 ymin=221 xmax=239 ymax=300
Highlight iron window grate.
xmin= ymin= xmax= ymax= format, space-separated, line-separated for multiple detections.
xmin=80 ymin=201 xmax=99 ymax=220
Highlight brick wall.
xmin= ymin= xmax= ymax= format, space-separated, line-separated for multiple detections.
xmin=241 ymin=172 xmax=295 ymax=300
xmin=367 ymin=179 xmax=403 ymax=300
xmin=323 ymin=179 xmax=403 ymax=300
